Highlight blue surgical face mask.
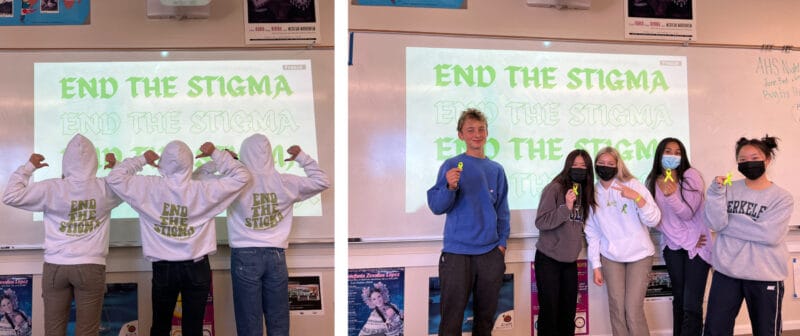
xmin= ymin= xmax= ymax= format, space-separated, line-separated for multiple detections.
xmin=661 ymin=155 xmax=681 ymax=170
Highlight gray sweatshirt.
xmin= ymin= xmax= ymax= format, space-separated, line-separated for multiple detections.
xmin=535 ymin=181 xmax=585 ymax=263
xmin=704 ymin=179 xmax=794 ymax=281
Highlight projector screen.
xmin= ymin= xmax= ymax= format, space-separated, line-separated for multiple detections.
xmin=404 ymin=47 xmax=689 ymax=212
xmin=33 ymin=60 xmax=321 ymax=219
xmin=0 ymin=49 xmax=334 ymax=248
xmin=349 ymin=32 xmax=800 ymax=241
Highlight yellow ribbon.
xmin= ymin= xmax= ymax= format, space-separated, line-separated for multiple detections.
xmin=457 ymin=162 xmax=463 ymax=170
xmin=723 ymin=172 xmax=733 ymax=186
xmin=572 ymin=183 xmax=579 ymax=196
xmin=663 ymin=169 xmax=675 ymax=183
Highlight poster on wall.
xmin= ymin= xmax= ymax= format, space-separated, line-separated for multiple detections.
xmin=625 ymin=0 xmax=695 ymax=41
xmin=531 ymin=260 xmax=589 ymax=335
xmin=0 ymin=0 xmax=90 ymax=26
xmin=171 ymin=278 xmax=215 ymax=336
xmin=646 ymin=264 xmax=673 ymax=301
xmin=0 ymin=275 xmax=32 ymax=336
xmin=351 ymin=0 xmax=465 ymax=9
xmin=348 ymin=268 xmax=405 ymax=336
xmin=289 ymin=274 xmax=324 ymax=316
xmin=244 ymin=0 xmax=320 ymax=45
xmin=428 ymin=273 xmax=514 ymax=335
xmin=68 ymin=283 xmax=139 ymax=336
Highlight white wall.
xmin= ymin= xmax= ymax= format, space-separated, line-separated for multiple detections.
xmin=348 ymin=1 xmax=800 ymax=335
xmin=0 ymin=1 xmax=335 ymax=335
xmin=350 ymin=0 xmax=798 ymax=47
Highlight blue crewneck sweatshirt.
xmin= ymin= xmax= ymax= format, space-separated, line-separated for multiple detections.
xmin=427 ymin=153 xmax=510 ymax=255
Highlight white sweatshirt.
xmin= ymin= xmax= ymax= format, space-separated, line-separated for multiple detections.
xmin=585 ymin=178 xmax=661 ymax=269
xmin=3 ymin=134 xmax=123 ymax=265
xmin=194 ymin=134 xmax=330 ymax=249
xmin=106 ymin=141 xmax=250 ymax=261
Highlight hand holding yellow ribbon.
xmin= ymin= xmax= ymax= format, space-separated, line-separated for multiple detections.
xmin=723 ymin=172 xmax=733 ymax=186
xmin=663 ymin=169 xmax=675 ymax=183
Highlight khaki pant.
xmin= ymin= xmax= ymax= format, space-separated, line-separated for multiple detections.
xmin=42 ymin=263 xmax=106 ymax=336
xmin=601 ymin=255 xmax=652 ymax=336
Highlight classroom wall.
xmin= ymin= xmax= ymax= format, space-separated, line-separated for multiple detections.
xmin=0 ymin=0 xmax=333 ymax=48
xmin=0 ymin=1 xmax=335 ymax=335
xmin=349 ymin=1 xmax=800 ymax=335
xmin=350 ymin=0 xmax=798 ymax=46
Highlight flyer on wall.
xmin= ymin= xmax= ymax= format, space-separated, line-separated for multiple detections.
xmin=624 ymin=0 xmax=695 ymax=41
xmin=348 ymin=267 xmax=405 ymax=336
xmin=289 ymin=274 xmax=324 ymax=316
xmin=646 ymin=264 xmax=674 ymax=302
xmin=0 ymin=0 xmax=90 ymax=26
xmin=0 ymin=274 xmax=32 ymax=336
xmin=244 ymin=0 xmax=320 ymax=45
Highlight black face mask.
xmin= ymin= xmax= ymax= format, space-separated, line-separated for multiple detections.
xmin=595 ymin=165 xmax=618 ymax=181
xmin=569 ymin=168 xmax=588 ymax=183
xmin=738 ymin=161 xmax=766 ymax=180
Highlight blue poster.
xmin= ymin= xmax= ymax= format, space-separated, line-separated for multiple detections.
xmin=68 ymin=283 xmax=139 ymax=336
xmin=0 ymin=275 xmax=33 ymax=336
xmin=0 ymin=0 xmax=90 ymax=26
xmin=428 ymin=273 xmax=515 ymax=335
xmin=348 ymin=267 xmax=405 ymax=336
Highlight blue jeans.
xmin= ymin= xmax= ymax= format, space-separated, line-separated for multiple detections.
xmin=150 ymin=256 xmax=211 ymax=336
xmin=231 ymin=247 xmax=290 ymax=336
xmin=663 ymin=247 xmax=710 ymax=336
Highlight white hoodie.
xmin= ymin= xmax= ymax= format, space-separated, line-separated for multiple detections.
xmin=584 ymin=178 xmax=661 ymax=269
xmin=3 ymin=134 xmax=123 ymax=265
xmin=106 ymin=141 xmax=250 ymax=261
xmin=194 ymin=134 xmax=330 ymax=249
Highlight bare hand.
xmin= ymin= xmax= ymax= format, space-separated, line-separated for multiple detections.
xmin=658 ymin=179 xmax=678 ymax=196
xmin=565 ymin=189 xmax=577 ymax=210
xmin=144 ymin=150 xmax=160 ymax=168
xmin=498 ymin=245 xmax=506 ymax=256
xmin=446 ymin=167 xmax=462 ymax=190
xmin=104 ymin=153 xmax=116 ymax=169
xmin=29 ymin=153 xmax=49 ymax=169
xmin=611 ymin=183 xmax=640 ymax=201
xmin=196 ymin=142 xmax=216 ymax=159
xmin=714 ymin=176 xmax=726 ymax=186
xmin=593 ymin=268 xmax=604 ymax=286
xmin=285 ymin=145 xmax=301 ymax=162
xmin=695 ymin=234 xmax=707 ymax=248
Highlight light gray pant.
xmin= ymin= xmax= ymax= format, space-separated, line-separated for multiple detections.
xmin=601 ymin=255 xmax=652 ymax=336
xmin=42 ymin=263 xmax=106 ymax=336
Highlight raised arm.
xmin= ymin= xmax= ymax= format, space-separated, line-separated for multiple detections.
xmin=2 ymin=155 xmax=53 ymax=211
xmin=703 ymin=177 xmax=729 ymax=232
xmin=283 ymin=147 xmax=330 ymax=202
xmin=535 ymin=183 xmax=571 ymax=231
xmin=427 ymin=162 xmax=457 ymax=215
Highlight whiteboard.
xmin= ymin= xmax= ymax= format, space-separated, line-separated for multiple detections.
xmin=348 ymin=32 xmax=800 ymax=241
xmin=0 ymin=49 xmax=334 ymax=248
